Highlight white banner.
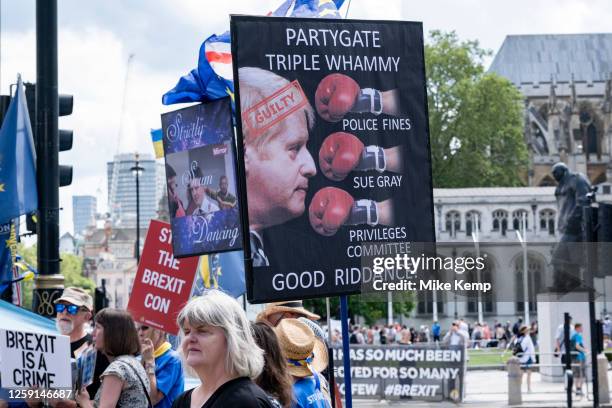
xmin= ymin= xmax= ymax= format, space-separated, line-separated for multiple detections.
xmin=0 ymin=328 xmax=71 ymax=389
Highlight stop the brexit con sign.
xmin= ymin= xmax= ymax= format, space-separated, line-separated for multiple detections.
xmin=127 ymin=220 xmax=199 ymax=335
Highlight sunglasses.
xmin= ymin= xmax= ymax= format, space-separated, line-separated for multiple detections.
xmin=138 ymin=326 xmax=150 ymax=331
xmin=55 ymin=304 xmax=84 ymax=315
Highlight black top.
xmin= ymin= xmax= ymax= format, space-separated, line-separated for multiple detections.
xmin=172 ymin=377 xmax=276 ymax=408
xmin=70 ymin=334 xmax=110 ymax=397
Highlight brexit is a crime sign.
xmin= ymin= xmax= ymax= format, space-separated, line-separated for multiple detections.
xmin=0 ymin=329 xmax=71 ymax=389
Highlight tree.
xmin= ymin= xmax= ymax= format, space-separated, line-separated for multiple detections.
xmin=426 ymin=31 xmax=528 ymax=188
xmin=304 ymin=293 xmax=414 ymax=326
xmin=15 ymin=243 xmax=94 ymax=310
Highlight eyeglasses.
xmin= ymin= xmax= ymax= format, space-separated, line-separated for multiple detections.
xmin=138 ymin=326 xmax=150 ymax=331
xmin=55 ymin=304 xmax=83 ymax=315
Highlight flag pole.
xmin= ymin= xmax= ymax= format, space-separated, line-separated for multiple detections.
xmin=340 ymin=295 xmax=352 ymax=408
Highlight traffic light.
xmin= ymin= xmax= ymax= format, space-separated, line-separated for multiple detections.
xmin=23 ymin=83 xmax=73 ymax=234
xmin=58 ymin=93 xmax=73 ymax=187
xmin=25 ymin=82 xmax=73 ymax=186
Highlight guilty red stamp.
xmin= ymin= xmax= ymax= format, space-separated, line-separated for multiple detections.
xmin=242 ymin=80 xmax=308 ymax=137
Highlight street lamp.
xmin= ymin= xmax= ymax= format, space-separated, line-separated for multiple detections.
xmin=472 ymin=213 xmax=483 ymax=324
xmin=516 ymin=212 xmax=529 ymax=325
xmin=130 ymin=153 xmax=144 ymax=264
xmin=452 ymin=247 xmax=458 ymax=319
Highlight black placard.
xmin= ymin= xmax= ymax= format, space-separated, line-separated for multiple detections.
xmin=231 ymin=16 xmax=435 ymax=302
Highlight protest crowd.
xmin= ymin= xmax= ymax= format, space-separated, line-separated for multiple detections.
xmin=3 ymin=284 xmax=602 ymax=407
xmin=339 ymin=317 xmax=541 ymax=350
xmin=0 ymin=287 xmax=338 ymax=408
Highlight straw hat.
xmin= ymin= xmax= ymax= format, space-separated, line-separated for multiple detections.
xmin=275 ymin=319 xmax=328 ymax=378
xmin=256 ymin=300 xmax=320 ymax=323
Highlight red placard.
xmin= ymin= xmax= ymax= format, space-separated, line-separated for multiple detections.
xmin=127 ymin=220 xmax=199 ymax=335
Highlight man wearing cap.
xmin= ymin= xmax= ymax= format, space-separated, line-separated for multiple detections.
xmin=137 ymin=323 xmax=184 ymax=408
xmin=53 ymin=287 xmax=109 ymax=405
xmin=275 ymin=319 xmax=330 ymax=408
xmin=256 ymin=300 xmax=320 ymax=327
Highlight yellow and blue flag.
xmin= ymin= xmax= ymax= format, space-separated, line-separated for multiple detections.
xmin=0 ymin=76 xmax=38 ymax=224
xmin=151 ymin=128 xmax=164 ymax=159
xmin=192 ymin=251 xmax=245 ymax=298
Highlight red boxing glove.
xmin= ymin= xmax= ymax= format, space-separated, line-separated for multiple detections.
xmin=319 ymin=132 xmax=387 ymax=181
xmin=309 ymin=187 xmax=354 ymax=236
xmin=319 ymin=132 xmax=364 ymax=181
xmin=315 ymin=73 xmax=361 ymax=122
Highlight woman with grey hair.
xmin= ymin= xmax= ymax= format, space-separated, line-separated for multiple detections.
xmin=171 ymin=290 xmax=277 ymax=408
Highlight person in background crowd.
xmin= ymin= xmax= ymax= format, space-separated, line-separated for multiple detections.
xmin=419 ymin=325 xmax=430 ymax=343
xmin=471 ymin=323 xmax=482 ymax=349
xmin=571 ymin=323 xmax=588 ymax=397
xmin=432 ymin=321 xmax=441 ymax=343
xmin=553 ymin=316 xmax=574 ymax=360
xmin=443 ymin=322 xmax=469 ymax=348
xmin=137 ymin=324 xmax=184 ymax=408
xmin=494 ymin=323 xmax=506 ymax=348
xmin=298 ymin=317 xmax=334 ymax=408
xmin=366 ymin=326 xmax=375 ymax=344
xmin=349 ymin=325 xmax=364 ymax=344
xmin=331 ymin=329 xmax=342 ymax=347
xmin=39 ymin=287 xmax=110 ymax=408
xmin=76 ymin=308 xmax=150 ymax=408
xmin=604 ymin=315 xmax=612 ymax=347
xmin=399 ymin=325 xmax=411 ymax=345
xmin=409 ymin=327 xmax=417 ymax=344
xmin=257 ymin=300 xmax=338 ymax=406
xmin=443 ymin=321 xmax=469 ymax=401
xmin=516 ymin=326 xmax=536 ymax=393
xmin=379 ymin=326 xmax=387 ymax=345
xmin=459 ymin=318 xmax=469 ymax=333
xmin=172 ymin=290 xmax=276 ymax=407
xmin=372 ymin=325 xmax=381 ymax=345
xmin=388 ymin=325 xmax=397 ymax=344
xmin=252 ymin=321 xmax=294 ymax=408
xmin=275 ymin=319 xmax=330 ymax=408
xmin=513 ymin=317 xmax=523 ymax=337
xmin=504 ymin=321 xmax=512 ymax=340
xmin=257 ymin=300 xmax=320 ymax=327
xmin=394 ymin=324 xmax=403 ymax=343
xmin=482 ymin=323 xmax=492 ymax=347
xmin=529 ymin=321 xmax=539 ymax=347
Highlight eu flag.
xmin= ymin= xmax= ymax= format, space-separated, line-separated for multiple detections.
xmin=0 ymin=77 xmax=38 ymax=224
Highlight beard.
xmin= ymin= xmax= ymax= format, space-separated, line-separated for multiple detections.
xmin=56 ymin=319 xmax=74 ymax=335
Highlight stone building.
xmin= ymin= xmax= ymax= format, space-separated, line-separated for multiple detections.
xmin=81 ymin=220 xmax=145 ymax=308
xmin=489 ymin=33 xmax=612 ymax=186
xmin=404 ymin=185 xmax=612 ymax=329
xmin=406 ymin=34 xmax=612 ymax=328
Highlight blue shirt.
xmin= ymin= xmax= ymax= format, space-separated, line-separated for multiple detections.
xmin=432 ymin=323 xmax=441 ymax=336
xmin=155 ymin=348 xmax=184 ymax=408
xmin=292 ymin=375 xmax=329 ymax=408
xmin=571 ymin=332 xmax=585 ymax=362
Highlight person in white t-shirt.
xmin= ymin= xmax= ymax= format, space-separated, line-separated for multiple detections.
xmin=516 ymin=326 xmax=536 ymax=393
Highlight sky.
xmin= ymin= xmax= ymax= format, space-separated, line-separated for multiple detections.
xmin=1 ymin=0 xmax=611 ymax=236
